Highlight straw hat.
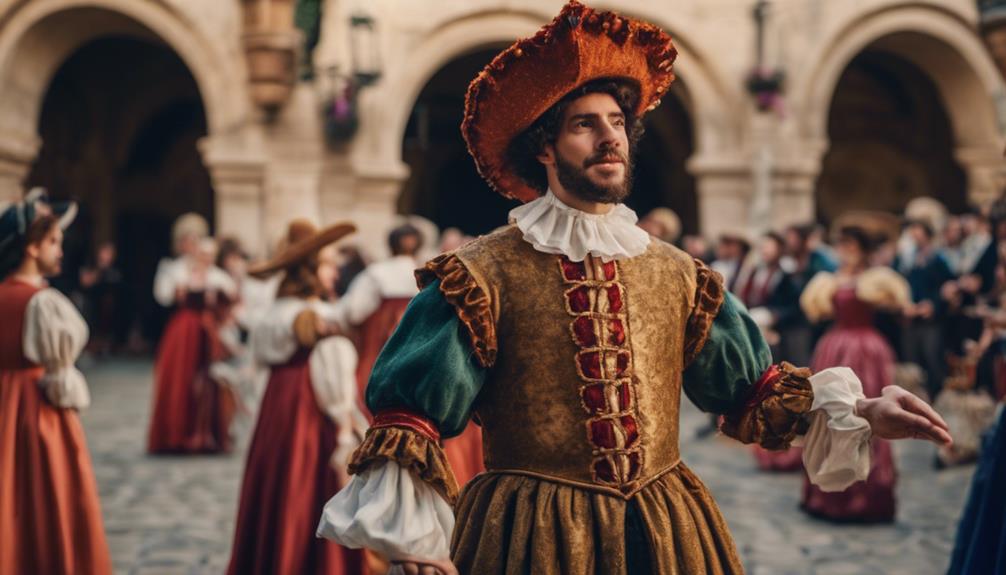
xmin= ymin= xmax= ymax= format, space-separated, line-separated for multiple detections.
xmin=248 ymin=219 xmax=356 ymax=278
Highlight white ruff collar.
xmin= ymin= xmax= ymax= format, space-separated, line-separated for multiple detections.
xmin=508 ymin=190 xmax=651 ymax=262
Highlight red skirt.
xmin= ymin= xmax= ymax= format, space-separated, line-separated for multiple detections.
xmin=802 ymin=326 xmax=897 ymax=522
xmin=444 ymin=421 xmax=485 ymax=488
xmin=0 ymin=367 xmax=112 ymax=574
xmin=752 ymin=444 xmax=803 ymax=472
xmin=148 ymin=308 xmax=235 ymax=453
xmin=227 ymin=354 xmax=364 ymax=575
xmin=354 ymin=297 xmax=411 ymax=419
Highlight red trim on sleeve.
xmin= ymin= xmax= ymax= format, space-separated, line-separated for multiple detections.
xmin=741 ymin=364 xmax=784 ymax=411
xmin=371 ymin=408 xmax=441 ymax=443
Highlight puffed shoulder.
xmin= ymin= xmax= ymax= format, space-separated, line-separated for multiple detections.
xmin=416 ymin=254 xmax=496 ymax=368
xmin=683 ymin=259 xmax=725 ymax=368
xmin=800 ymin=272 xmax=839 ymax=323
xmin=856 ymin=267 xmax=911 ymax=310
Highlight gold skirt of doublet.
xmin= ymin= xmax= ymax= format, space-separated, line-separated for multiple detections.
xmin=450 ymin=462 xmax=744 ymax=575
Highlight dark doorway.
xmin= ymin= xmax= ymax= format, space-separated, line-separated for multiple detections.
xmin=400 ymin=48 xmax=698 ymax=237
xmin=26 ymin=36 xmax=213 ymax=350
xmin=816 ymin=49 xmax=966 ymax=224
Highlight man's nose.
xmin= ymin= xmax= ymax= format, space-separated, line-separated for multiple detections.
xmin=597 ymin=120 xmax=621 ymax=148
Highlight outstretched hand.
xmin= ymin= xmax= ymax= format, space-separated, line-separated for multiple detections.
xmin=855 ymin=386 xmax=952 ymax=446
xmin=392 ymin=558 xmax=458 ymax=575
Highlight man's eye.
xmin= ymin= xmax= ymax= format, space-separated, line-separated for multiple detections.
xmin=576 ymin=120 xmax=592 ymax=128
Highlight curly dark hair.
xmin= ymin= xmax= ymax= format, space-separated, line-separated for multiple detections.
xmin=0 ymin=214 xmax=59 ymax=280
xmin=506 ymin=78 xmax=645 ymax=194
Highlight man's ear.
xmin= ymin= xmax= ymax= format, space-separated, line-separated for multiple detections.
xmin=24 ymin=242 xmax=39 ymax=260
xmin=537 ymin=143 xmax=556 ymax=167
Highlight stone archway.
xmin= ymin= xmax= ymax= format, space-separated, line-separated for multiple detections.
xmin=796 ymin=4 xmax=1006 ymax=215
xmin=816 ymin=48 xmax=966 ymax=223
xmin=25 ymin=36 xmax=213 ymax=345
xmin=0 ymin=0 xmax=266 ymax=251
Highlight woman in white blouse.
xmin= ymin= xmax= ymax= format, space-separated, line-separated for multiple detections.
xmin=147 ymin=214 xmax=239 ymax=454
xmin=0 ymin=192 xmax=111 ymax=574
xmin=227 ymin=219 xmax=368 ymax=575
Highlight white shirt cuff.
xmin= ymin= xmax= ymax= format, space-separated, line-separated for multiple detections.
xmin=793 ymin=367 xmax=872 ymax=492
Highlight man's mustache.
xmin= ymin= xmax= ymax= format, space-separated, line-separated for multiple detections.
xmin=584 ymin=150 xmax=628 ymax=168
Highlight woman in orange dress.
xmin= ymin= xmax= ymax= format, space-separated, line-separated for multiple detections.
xmin=148 ymin=217 xmax=238 ymax=454
xmin=228 ymin=219 xmax=366 ymax=575
xmin=0 ymin=191 xmax=112 ymax=574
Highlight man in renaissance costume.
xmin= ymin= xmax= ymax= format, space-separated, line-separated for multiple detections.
xmin=318 ymin=3 xmax=952 ymax=574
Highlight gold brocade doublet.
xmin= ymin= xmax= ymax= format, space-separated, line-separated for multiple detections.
xmin=449 ymin=225 xmax=696 ymax=497
xmin=407 ymin=224 xmax=753 ymax=574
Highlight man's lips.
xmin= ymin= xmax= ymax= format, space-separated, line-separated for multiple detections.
xmin=586 ymin=156 xmax=625 ymax=167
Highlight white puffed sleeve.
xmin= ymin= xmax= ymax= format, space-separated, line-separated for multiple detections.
xmin=317 ymin=462 xmax=454 ymax=568
xmin=309 ymin=336 xmax=367 ymax=467
xmin=22 ymin=288 xmax=91 ymax=409
xmin=207 ymin=266 xmax=238 ymax=298
xmin=793 ymin=367 xmax=872 ymax=492
xmin=330 ymin=270 xmax=381 ymax=330
xmin=249 ymin=298 xmax=304 ymax=365
xmin=153 ymin=258 xmax=183 ymax=307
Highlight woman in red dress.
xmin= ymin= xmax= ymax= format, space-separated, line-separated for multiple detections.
xmin=148 ymin=216 xmax=238 ymax=454
xmin=228 ymin=219 xmax=365 ymax=575
xmin=0 ymin=192 xmax=112 ymax=574
xmin=799 ymin=225 xmax=911 ymax=522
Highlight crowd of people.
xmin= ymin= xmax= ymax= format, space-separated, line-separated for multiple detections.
xmin=653 ymin=196 xmax=1005 ymax=529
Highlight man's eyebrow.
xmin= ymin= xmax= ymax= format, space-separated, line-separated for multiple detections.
xmin=567 ymin=111 xmax=624 ymax=122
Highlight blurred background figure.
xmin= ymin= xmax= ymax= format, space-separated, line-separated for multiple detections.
xmin=682 ymin=234 xmax=712 ymax=263
xmin=333 ymin=222 xmax=486 ymax=489
xmin=148 ymin=216 xmax=238 ymax=454
xmin=711 ymin=231 xmax=751 ymax=292
xmin=334 ymin=223 xmax=423 ymax=416
xmin=736 ymin=232 xmax=806 ymax=472
xmin=229 ymin=219 xmax=366 ymax=575
xmin=638 ymin=206 xmax=682 ymax=245
xmin=438 ymin=227 xmax=468 ymax=254
xmin=800 ymin=225 xmax=910 ymax=523
xmin=77 ymin=241 xmax=124 ymax=357
xmin=895 ymin=220 xmax=955 ymax=399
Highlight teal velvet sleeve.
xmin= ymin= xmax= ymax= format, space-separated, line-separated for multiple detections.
xmin=365 ymin=280 xmax=488 ymax=438
xmin=682 ymin=291 xmax=773 ymax=414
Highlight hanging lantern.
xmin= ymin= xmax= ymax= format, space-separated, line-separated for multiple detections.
xmin=745 ymin=0 xmax=785 ymax=113
xmin=241 ymin=0 xmax=302 ymax=114
xmin=322 ymin=66 xmax=360 ymax=143
xmin=349 ymin=12 xmax=382 ymax=87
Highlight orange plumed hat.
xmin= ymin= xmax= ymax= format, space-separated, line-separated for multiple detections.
xmin=462 ymin=0 xmax=677 ymax=203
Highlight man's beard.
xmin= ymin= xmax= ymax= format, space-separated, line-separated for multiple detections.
xmin=555 ymin=147 xmax=634 ymax=204
xmin=38 ymin=257 xmax=61 ymax=277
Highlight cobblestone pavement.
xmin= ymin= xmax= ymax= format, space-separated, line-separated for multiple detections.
xmin=80 ymin=358 xmax=974 ymax=574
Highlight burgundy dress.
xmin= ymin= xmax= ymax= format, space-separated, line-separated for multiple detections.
xmin=147 ymin=291 xmax=235 ymax=453
xmin=801 ymin=284 xmax=897 ymax=522
xmin=227 ymin=349 xmax=365 ymax=575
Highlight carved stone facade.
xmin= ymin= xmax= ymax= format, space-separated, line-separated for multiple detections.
xmin=0 ymin=0 xmax=1003 ymax=258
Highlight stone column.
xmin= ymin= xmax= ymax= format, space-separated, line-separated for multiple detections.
xmin=200 ymin=134 xmax=268 ymax=256
xmin=0 ymin=133 xmax=39 ymax=204
xmin=958 ymin=144 xmax=1006 ymax=208
xmin=343 ymin=160 xmax=409 ymax=261
xmin=690 ymin=154 xmax=753 ymax=240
